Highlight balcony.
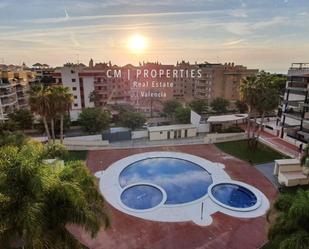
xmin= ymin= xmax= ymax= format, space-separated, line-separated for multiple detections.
xmin=1 ymin=97 xmax=17 ymax=107
xmin=283 ymin=109 xmax=302 ymax=120
xmin=0 ymin=91 xmax=16 ymax=97
xmin=287 ymin=81 xmax=308 ymax=88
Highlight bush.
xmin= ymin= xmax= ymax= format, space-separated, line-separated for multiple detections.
xmin=78 ymin=108 xmax=110 ymax=134
xmin=0 ymin=131 xmax=28 ymax=147
xmin=43 ymin=143 xmax=68 ymax=159
xmin=119 ymin=111 xmax=146 ymax=130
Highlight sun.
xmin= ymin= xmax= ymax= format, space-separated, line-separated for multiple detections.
xmin=127 ymin=34 xmax=148 ymax=53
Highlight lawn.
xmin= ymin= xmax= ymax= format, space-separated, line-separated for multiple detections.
xmin=215 ymin=140 xmax=289 ymax=164
xmin=63 ymin=150 xmax=88 ymax=162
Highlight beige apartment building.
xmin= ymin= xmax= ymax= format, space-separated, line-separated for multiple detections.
xmin=0 ymin=68 xmax=33 ymax=121
xmin=195 ymin=62 xmax=258 ymax=103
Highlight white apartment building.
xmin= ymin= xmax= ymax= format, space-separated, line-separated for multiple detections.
xmin=54 ymin=63 xmax=95 ymax=121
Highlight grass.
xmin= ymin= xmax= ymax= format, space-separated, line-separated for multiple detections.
xmin=63 ymin=150 xmax=88 ymax=162
xmin=215 ymin=140 xmax=289 ymax=164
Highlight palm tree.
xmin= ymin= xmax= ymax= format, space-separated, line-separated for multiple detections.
xmin=255 ymin=76 xmax=280 ymax=140
xmin=28 ymin=85 xmax=52 ymax=142
xmin=239 ymin=75 xmax=260 ymax=140
xmin=266 ymin=189 xmax=309 ymax=249
xmin=0 ymin=142 xmax=110 ymax=248
xmin=50 ymin=86 xmax=73 ymax=144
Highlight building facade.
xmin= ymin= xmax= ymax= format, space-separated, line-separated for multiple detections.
xmin=279 ymin=63 xmax=309 ymax=143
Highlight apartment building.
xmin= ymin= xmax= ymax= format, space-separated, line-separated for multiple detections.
xmin=0 ymin=69 xmax=32 ymax=121
xmin=279 ymin=63 xmax=309 ymax=143
xmin=195 ymin=62 xmax=258 ymax=103
xmin=55 ymin=60 xmax=258 ymax=120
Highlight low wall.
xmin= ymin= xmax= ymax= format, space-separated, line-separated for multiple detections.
xmin=132 ymin=130 xmax=148 ymax=139
xmin=204 ymin=132 xmax=247 ymax=144
xmin=64 ymin=135 xmax=102 ymax=141
xmin=64 ymin=140 xmax=109 ymax=150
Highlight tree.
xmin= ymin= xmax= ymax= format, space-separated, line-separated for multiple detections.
xmin=175 ymin=107 xmax=191 ymax=124
xmin=235 ymin=100 xmax=248 ymax=113
xmin=7 ymin=109 xmax=34 ymax=131
xmin=210 ymin=97 xmax=229 ymax=113
xmin=50 ymin=86 xmax=73 ymax=144
xmin=189 ymin=99 xmax=208 ymax=115
xmin=239 ymin=75 xmax=260 ymax=141
xmin=162 ymin=100 xmax=182 ymax=118
xmin=0 ymin=142 xmax=110 ymax=248
xmin=266 ymin=189 xmax=309 ymax=249
xmin=255 ymin=75 xmax=280 ymax=139
xmin=78 ymin=108 xmax=110 ymax=134
xmin=119 ymin=111 xmax=146 ymax=130
xmin=28 ymin=85 xmax=52 ymax=141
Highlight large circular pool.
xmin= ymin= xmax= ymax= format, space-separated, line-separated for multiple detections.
xmin=119 ymin=157 xmax=213 ymax=206
xmin=211 ymin=183 xmax=258 ymax=209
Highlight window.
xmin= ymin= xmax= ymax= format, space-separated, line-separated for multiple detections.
xmin=72 ymin=87 xmax=77 ymax=91
xmin=71 ymin=70 xmax=75 ymax=74
xmin=72 ymin=78 xmax=76 ymax=82
xmin=74 ymin=103 xmax=78 ymax=107
xmin=74 ymin=95 xmax=77 ymax=99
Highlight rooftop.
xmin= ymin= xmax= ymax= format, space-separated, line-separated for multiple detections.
xmin=147 ymin=124 xmax=196 ymax=132
xmin=207 ymin=114 xmax=248 ymax=123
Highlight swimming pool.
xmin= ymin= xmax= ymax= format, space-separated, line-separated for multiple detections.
xmin=96 ymin=151 xmax=270 ymax=226
xmin=119 ymin=157 xmax=213 ymax=207
xmin=210 ymin=183 xmax=258 ymax=210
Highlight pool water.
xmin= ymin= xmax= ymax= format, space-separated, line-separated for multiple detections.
xmin=121 ymin=185 xmax=164 ymax=210
xmin=211 ymin=183 xmax=257 ymax=208
xmin=119 ymin=157 xmax=213 ymax=206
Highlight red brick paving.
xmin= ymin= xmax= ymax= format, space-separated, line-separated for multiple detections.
xmin=259 ymin=130 xmax=299 ymax=157
xmin=69 ymin=144 xmax=277 ymax=249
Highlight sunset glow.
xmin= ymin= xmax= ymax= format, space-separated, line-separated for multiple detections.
xmin=127 ymin=34 xmax=148 ymax=54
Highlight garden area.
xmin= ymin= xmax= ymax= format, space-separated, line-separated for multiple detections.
xmin=215 ymin=140 xmax=289 ymax=164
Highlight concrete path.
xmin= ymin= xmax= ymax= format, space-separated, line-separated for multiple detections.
xmin=255 ymin=162 xmax=279 ymax=188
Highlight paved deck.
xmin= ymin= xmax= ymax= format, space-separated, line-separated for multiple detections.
xmin=259 ymin=131 xmax=299 ymax=158
xmin=69 ymin=144 xmax=277 ymax=249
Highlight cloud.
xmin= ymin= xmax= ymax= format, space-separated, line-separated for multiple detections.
xmin=230 ymin=9 xmax=248 ymax=18
xmin=224 ymin=16 xmax=286 ymax=35
xmin=26 ymin=10 xmax=224 ymax=24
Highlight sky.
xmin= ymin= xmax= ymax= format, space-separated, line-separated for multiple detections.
xmin=0 ymin=0 xmax=308 ymax=73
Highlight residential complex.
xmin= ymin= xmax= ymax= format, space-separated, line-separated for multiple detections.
xmin=54 ymin=60 xmax=258 ymax=120
xmin=0 ymin=68 xmax=33 ymax=121
xmin=279 ymin=63 xmax=309 ymax=143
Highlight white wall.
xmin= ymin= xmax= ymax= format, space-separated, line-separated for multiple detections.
xmin=204 ymin=132 xmax=247 ymax=144
xmin=190 ymin=110 xmax=201 ymax=126
xmin=132 ymin=130 xmax=148 ymax=139
xmin=197 ymin=123 xmax=210 ymax=133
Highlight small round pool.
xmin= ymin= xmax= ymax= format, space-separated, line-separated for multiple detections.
xmin=119 ymin=157 xmax=213 ymax=205
xmin=120 ymin=184 xmax=165 ymax=210
xmin=210 ymin=183 xmax=258 ymax=210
